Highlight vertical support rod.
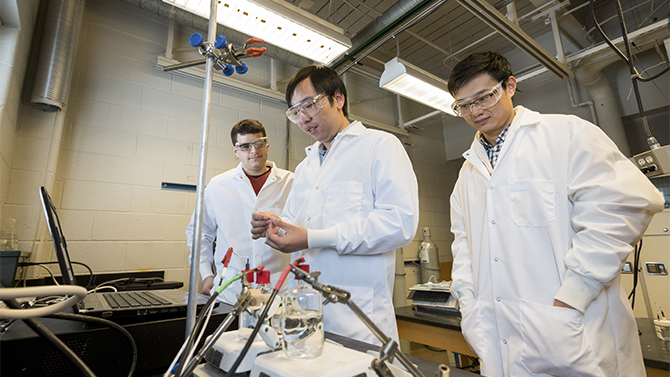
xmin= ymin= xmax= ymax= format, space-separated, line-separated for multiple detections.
xmin=548 ymin=10 xmax=566 ymax=64
xmin=506 ymin=2 xmax=518 ymax=25
xmin=395 ymin=94 xmax=403 ymax=129
xmin=186 ymin=0 xmax=218 ymax=337
xmin=166 ymin=20 xmax=175 ymax=60
xmin=638 ymin=266 xmax=655 ymax=320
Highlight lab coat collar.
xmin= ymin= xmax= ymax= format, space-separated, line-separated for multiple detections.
xmin=462 ymin=106 xmax=536 ymax=178
xmin=304 ymin=120 xmax=364 ymax=157
xmin=233 ymin=160 xmax=278 ymax=182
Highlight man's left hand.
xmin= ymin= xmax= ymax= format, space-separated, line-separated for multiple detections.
xmin=265 ymin=217 xmax=308 ymax=253
xmin=553 ymin=299 xmax=577 ymax=310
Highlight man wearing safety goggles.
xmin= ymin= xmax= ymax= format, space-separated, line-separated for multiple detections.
xmin=448 ymin=52 xmax=664 ymax=376
xmin=250 ymin=65 xmax=419 ymax=345
xmin=186 ymin=119 xmax=294 ymax=304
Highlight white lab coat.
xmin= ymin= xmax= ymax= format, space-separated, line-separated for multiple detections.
xmin=450 ymin=107 xmax=664 ymax=377
xmin=282 ymin=121 xmax=419 ymax=345
xmin=186 ymin=161 xmax=294 ymax=304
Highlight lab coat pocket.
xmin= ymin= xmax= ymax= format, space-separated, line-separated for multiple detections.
xmin=459 ymin=298 xmax=489 ymax=361
xmin=508 ymin=179 xmax=556 ymax=227
xmin=519 ymin=300 xmax=601 ymax=377
xmin=323 ymin=182 xmax=364 ymax=224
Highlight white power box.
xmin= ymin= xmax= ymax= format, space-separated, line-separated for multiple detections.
xmin=630 ymin=144 xmax=670 ymax=178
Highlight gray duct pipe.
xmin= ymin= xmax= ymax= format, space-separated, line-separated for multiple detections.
xmin=574 ymin=60 xmax=631 ymax=156
xmin=331 ymin=0 xmax=448 ymax=74
xmin=30 ymin=0 xmax=82 ymax=112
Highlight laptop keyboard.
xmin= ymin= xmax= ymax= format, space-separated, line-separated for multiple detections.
xmin=103 ymin=291 xmax=173 ymax=309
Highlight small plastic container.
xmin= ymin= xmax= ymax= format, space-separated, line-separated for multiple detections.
xmin=282 ymin=264 xmax=324 ymax=358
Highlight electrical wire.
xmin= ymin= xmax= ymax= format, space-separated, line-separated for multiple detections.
xmin=18 ymin=261 xmax=94 ymax=289
xmin=46 ymin=312 xmax=138 ymax=377
xmin=35 ymin=264 xmax=59 ymax=285
xmin=88 ymin=285 xmax=117 ymax=293
xmin=171 ymin=274 xmax=241 ymax=377
xmin=628 ymin=239 xmax=643 ymax=309
xmin=589 ymin=0 xmax=669 ymax=143
xmin=182 ymin=299 xmax=215 ymax=370
xmin=1 ymin=295 xmax=95 ymax=377
xmin=0 ymin=285 xmax=87 ymax=319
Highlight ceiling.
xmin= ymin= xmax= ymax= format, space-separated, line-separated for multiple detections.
xmin=279 ymin=0 xmax=667 ymax=81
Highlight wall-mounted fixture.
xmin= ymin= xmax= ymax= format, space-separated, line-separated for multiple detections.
xmin=162 ymin=0 xmax=351 ymax=64
xmin=379 ymin=57 xmax=456 ymax=116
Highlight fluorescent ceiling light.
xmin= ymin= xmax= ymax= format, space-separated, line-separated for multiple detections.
xmin=163 ymin=0 xmax=352 ymax=64
xmin=380 ymin=57 xmax=456 ymax=116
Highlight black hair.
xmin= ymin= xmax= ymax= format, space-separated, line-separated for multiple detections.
xmin=230 ymin=119 xmax=266 ymax=145
xmin=448 ymin=51 xmax=513 ymax=96
xmin=285 ymin=65 xmax=348 ymax=118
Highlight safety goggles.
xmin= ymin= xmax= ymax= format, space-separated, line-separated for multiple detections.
xmin=451 ymin=80 xmax=506 ymax=117
xmin=235 ymin=137 xmax=268 ymax=152
xmin=285 ymin=94 xmax=328 ymax=123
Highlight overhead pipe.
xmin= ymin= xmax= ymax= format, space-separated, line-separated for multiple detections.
xmin=331 ymin=0 xmax=449 ymax=74
xmin=30 ymin=0 xmax=82 ymax=112
xmin=574 ymin=54 xmax=631 ymax=156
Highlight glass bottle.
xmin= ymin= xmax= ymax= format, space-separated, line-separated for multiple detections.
xmin=0 ymin=218 xmax=18 ymax=251
xmin=282 ymin=264 xmax=324 ymax=358
xmin=419 ymin=226 xmax=441 ymax=284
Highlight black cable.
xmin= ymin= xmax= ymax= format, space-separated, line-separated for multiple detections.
xmin=628 ymin=239 xmax=643 ymax=309
xmin=18 ymin=261 xmax=94 ymax=289
xmin=589 ymin=0 xmax=628 ymax=62
xmin=46 ymin=312 xmax=137 ymax=377
xmin=637 ymin=64 xmax=670 ymax=82
xmin=175 ymin=291 xmax=221 ymax=377
xmin=227 ymin=289 xmax=279 ymax=377
xmin=1 ymin=297 xmax=96 ymax=377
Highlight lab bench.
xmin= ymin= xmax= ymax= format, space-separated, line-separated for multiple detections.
xmin=0 ymin=302 xmax=474 ymax=377
xmin=396 ymin=305 xmax=670 ymax=375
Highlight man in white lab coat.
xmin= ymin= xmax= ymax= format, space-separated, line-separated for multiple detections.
xmin=448 ymin=51 xmax=665 ymax=376
xmin=186 ymin=119 xmax=293 ymax=305
xmin=250 ymin=65 xmax=419 ymax=344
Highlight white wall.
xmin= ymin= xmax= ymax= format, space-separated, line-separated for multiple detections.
xmin=0 ymin=0 xmax=39 ymax=238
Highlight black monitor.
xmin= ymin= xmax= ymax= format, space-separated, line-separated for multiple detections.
xmin=39 ymin=186 xmax=78 ymax=286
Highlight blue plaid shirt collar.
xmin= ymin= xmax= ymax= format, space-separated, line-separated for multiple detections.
xmin=479 ymin=125 xmax=510 ymax=169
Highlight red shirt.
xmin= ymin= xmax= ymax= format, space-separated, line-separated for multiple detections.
xmin=245 ymin=167 xmax=271 ymax=195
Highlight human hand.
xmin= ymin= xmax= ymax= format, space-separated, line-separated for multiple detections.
xmin=251 ymin=211 xmax=280 ymax=239
xmin=265 ymin=217 xmax=308 ymax=254
xmin=202 ymin=275 xmax=214 ymax=295
xmin=553 ymin=299 xmax=576 ymax=310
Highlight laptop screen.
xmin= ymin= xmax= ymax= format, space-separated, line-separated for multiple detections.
xmin=39 ymin=186 xmax=78 ymax=286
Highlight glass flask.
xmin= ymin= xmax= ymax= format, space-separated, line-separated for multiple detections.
xmin=282 ymin=264 xmax=324 ymax=358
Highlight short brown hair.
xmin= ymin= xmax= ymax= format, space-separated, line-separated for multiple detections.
xmin=230 ymin=119 xmax=266 ymax=145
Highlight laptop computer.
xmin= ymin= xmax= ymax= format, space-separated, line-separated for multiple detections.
xmin=39 ymin=186 xmax=203 ymax=319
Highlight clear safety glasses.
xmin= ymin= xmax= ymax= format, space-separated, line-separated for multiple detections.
xmin=285 ymin=94 xmax=328 ymax=123
xmin=451 ymin=80 xmax=506 ymax=117
xmin=235 ymin=137 xmax=268 ymax=152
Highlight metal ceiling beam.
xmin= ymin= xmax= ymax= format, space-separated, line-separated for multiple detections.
xmin=456 ymin=0 xmax=574 ymax=78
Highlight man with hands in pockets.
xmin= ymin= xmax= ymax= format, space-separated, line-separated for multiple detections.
xmin=448 ymin=51 xmax=664 ymax=376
